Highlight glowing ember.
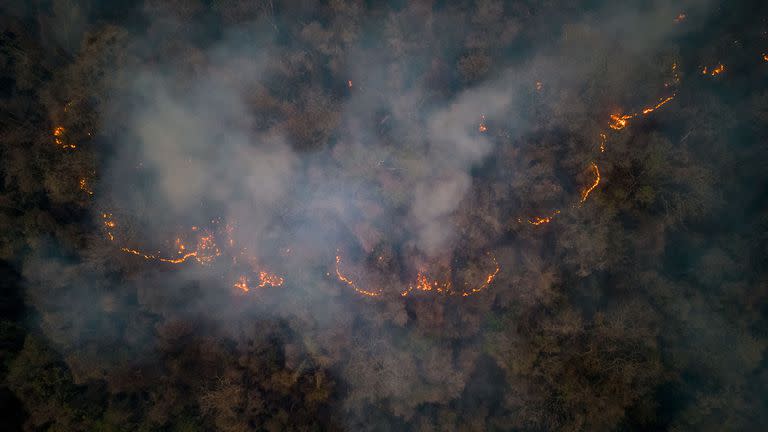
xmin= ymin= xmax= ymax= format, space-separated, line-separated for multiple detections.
xmin=526 ymin=209 xmax=561 ymax=226
xmin=641 ymin=95 xmax=675 ymax=114
xmin=461 ymin=255 xmax=500 ymax=297
xmin=580 ymin=162 xmax=600 ymax=204
xmin=79 ymin=178 xmax=94 ymax=196
xmin=335 ymin=254 xmax=382 ymax=297
xmin=256 ymin=271 xmax=284 ymax=288
xmin=406 ymin=271 xmax=452 ymax=295
xmin=609 ymin=113 xmax=633 ymax=130
xmin=233 ymin=271 xmax=284 ymax=293
xmin=673 ymin=13 xmax=686 ymax=23
xmin=101 ymin=213 xmax=116 ymax=241
xmin=234 ymin=275 xmax=249 ymax=292
xmin=609 ymin=94 xmax=675 ymax=130
xmin=478 ymin=114 xmax=487 ymax=133
xmin=119 ymin=229 xmax=221 ymax=265
xmin=53 ymin=126 xmax=76 ymax=149
xmin=599 ymin=133 xmax=607 ymax=153
xmin=762 ymin=53 xmax=768 ymax=62
xmin=702 ymin=64 xmax=725 ymax=76
xmin=336 ymin=253 xmax=500 ymax=298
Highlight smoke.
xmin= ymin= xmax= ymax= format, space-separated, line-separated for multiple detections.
xmin=15 ymin=0 xmax=765 ymax=429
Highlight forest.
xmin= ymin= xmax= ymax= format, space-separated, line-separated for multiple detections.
xmin=1 ymin=0 xmax=768 ymax=430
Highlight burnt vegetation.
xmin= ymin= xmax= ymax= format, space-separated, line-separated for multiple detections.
xmin=2 ymin=0 xmax=768 ymax=431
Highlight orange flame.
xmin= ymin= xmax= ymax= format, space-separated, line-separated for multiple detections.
xmin=599 ymin=133 xmax=607 ymax=153
xmin=609 ymin=94 xmax=675 ymax=130
xmin=256 ymin=270 xmax=284 ymax=288
xmin=53 ymin=126 xmax=76 ymax=149
xmin=673 ymin=13 xmax=686 ymax=23
xmin=335 ymin=254 xmax=382 ymax=297
xmin=405 ymin=272 xmax=452 ymax=295
xmin=461 ymin=255 xmax=500 ymax=297
xmin=79 ymin=178 xmax=94 ymax=196
xmin=478 ymin=114 xmax=487 ymax=133
xmin=609 ymin=113 xmax=633 ymax=130
xmin=118 ymin=229 xmax=221 ymax=265
xmin=234 ymin=275 xmax=250 ymax=292
xmin=337 ymin=253 xmax=500 ymax=298
xmin=762 ymin=53 xmax=768 ymax=62
xmin=527 ymin=209 xmax=561 ymax=226
xmin=641 ymin=95 xmax=675 ymax=114
xmin=702 ymin=64 xmax=725 ymax=76
xmin=580 ymin=162 xmax=600 ymax=204
xmin=233 ymin=271 xmax=284 ymax=293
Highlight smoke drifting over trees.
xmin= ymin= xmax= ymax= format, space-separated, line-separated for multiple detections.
xmin=1 ymin=0 xmax=768 ymax=430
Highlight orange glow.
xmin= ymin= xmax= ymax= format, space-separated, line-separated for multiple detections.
xmin=609 ymin=94 xmax=675 ymax=130
xmin=609 ymin=113 xmax=633 ymax=130
xmin=102 ymin=213 xmax=116 ymax=241
xmin=337 ymin=253 xmax=500 ymax=298
xmin=53 ymin=126 xmax=76 ymax=149
xmin=702 ymin=64 xmax=725 ymax=76
xmin=348 ymin=80 xmax=353 ymax=88
xmin=580 ymin=162 xmax=600 ymax=204
xmin=256 ymin=271 xmax=284 ymax=288
xmin=673 ymin=13 xmax=686 ymax=23
xmin=335 ymin=254 xmax=382 ymax=297
xmin=641 ymin=95 xmax=675 ymax=114
xmin=599 ymin=133 xmax=607 ymax=153
xmin=79 ymin=178 xmax=94 ymax=196
xmin=461 ymin=255 xmax=500 ymax=297
xmin=119 ymin=229 xmax=220 ymax=265
xmin=478 ymin=114 xmax=487 ymax=133
xmin=233 ymin=271 xmax=284 ymax=293
xmin=234 ymin=275 xmax=249 ymax=292
xmin=763 ymin=53 xmax=768 ymax=62
xmin=526 ymin=209 xmax=561 ymax=226
xmin=407 ymin=271 xmax=452 ymax=295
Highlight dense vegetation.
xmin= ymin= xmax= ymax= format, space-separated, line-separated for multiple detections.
xmin=1 ymin=1 xmax=768 ymax=430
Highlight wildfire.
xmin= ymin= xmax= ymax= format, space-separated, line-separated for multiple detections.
xmin=666 ymin=62 xmax=681 ymax=88
xmin=79 ymin=178 xmax=94 ymax=196
xmin=118 ymin=230 xmax=221 ymax=265
xmin=53 ymin=126 xmax=76 ymax=149
xmin=702 ymin=64 xmax=725 ymax=76
xmin=641 ymin=95 xmax=675 ymax=114
xmin=461 ymin=255 xmax=500 ymax=297
xmin=762 ymin=53 xmax=768 ymax=62
xmin=335 ymin=254 xmax=382 ymax=297
xmin=525 ymin=209 xmax=561 ymax=226
xmin=102 ymin=213 xmax=116 ymax=241
xmin=599 ymin=133 xmax=607 ymax=152
xmin=403 ymin=272 xmax=453 ymax=296
xmin=336 ymin=253 xmax=500 ymax=298
xmin=234 ymin=275 xmax=249 ymax=292
xmin=609 ymin=94 xmax=675 ymax=130
xmin=580 ymin=162 xmax=601 ymax=204
xmin=608 ymin=113 xmax=632 ymax=130
xmin=233 ymin=271 xmax=284 ymax=293
xmin=257 ymin=271 xmax=284 ymax=288
xmin=478 ymin=114 xmax=487 ymax=133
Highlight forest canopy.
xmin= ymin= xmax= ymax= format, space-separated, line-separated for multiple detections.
xmin=1 ymin=0 xmax=768 ymax=431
